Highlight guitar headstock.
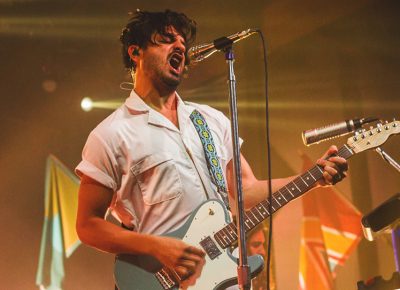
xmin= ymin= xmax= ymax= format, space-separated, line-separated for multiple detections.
xmin=347 ymin=120 xmax=400 ymax=153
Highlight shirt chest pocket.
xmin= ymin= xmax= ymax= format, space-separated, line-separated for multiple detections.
xmin=130 ymin=153 xmax=183 ymax=205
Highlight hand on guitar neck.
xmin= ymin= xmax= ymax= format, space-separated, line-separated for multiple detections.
xmin=316 ymin=145 xmax=349 ymax=186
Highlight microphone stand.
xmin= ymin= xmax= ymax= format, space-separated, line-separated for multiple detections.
xmin=225 ymin=45 xmax=251 ymax=290
xmin=375 ymin=147 xmax=400 ymax=271
xmin=375 ymin=147 xmax=400 ymax=173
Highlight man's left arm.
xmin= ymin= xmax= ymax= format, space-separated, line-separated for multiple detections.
xmin=226 ymin=145 xmax=348 ymax=210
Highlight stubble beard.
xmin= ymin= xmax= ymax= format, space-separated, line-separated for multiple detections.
xmin=143 ymin=55 xmax=181 ymax=93
xmin=154 ymin=65 xmax=182 ymax=93
xmin=161 ymin=72 xmax=181 ymax=88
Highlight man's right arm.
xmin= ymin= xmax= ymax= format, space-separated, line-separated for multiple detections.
xmin=76 ymin=174 xmax=205 ymax=279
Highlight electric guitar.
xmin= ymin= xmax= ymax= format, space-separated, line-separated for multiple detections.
xmin=114 ymin=120 xmax=400 ymax=290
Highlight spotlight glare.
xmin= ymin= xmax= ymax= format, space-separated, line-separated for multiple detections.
xmin=81 ymin=97 xmax=93 ymax=112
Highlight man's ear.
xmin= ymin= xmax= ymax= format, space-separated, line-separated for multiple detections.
xmin=128 ymin=45 xmax=140 ymax=61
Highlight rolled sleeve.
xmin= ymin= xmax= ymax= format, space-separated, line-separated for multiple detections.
xmin=75 ymin=131 xmax=120 ymax=191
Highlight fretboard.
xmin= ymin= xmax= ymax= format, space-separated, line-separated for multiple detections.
xmin=213 ymin=144 xmax=354 ymax=249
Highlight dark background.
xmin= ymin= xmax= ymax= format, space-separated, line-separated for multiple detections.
xmin=1 ymin=0 xmax=399 ymax=289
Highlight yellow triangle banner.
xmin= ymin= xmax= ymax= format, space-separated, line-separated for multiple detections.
xmin=36 ymin=155 xmax=81 ymax=289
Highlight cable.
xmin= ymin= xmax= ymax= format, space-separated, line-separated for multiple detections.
xmin=255 ymin=29 xmax=273 ymax=290
xmin=119 ymin=81 xmax=133 ymax=91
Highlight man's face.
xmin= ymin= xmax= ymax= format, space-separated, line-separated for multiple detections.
xmin=248 ymin=229 xmax=266 ymax=256
xmin=139 ymin=26 xmax=186 ymax=90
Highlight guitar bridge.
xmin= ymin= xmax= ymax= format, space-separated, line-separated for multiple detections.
xmin=200 ymin=236 xmax=222 ymax=260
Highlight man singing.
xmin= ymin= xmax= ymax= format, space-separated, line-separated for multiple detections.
xmin=75 ymin=9 xmax=348 ymax=289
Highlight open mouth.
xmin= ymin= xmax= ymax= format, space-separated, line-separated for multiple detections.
xmin=169 ymin=53 xmax=183 ymax=74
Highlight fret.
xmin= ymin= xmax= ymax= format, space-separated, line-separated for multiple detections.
xmin=284 ymin=185 xmax=296 ymax=198
xmin=228 ymin=223 xmax=238 ymax=238
xmin=222 ymin=233 xmax=231 ymax=244
xmin=296 ymin=177 xmax=308 ymax=190
xmin=214 ymin=232 xmax=225 ymax=248
xmin=287 ymin=184 xmax=300 ymax=197
xmin=267 ymin=199 xmax=277 ymax=212
xmin=272 ymin=195 xmax=282 ymax=206
xmin=275 ymin=194 xmax=286 ymax=205
xmin=221 ymin=232 xmax=230 ymax=247
xmin=315 ymin=165 xmax=324 ymax=175
xmin=222 ymin=227 xmax=234 ymax=241
xmin=308 ymin=169 xmax=319 ymax=181
xmin=300 ymin=175 xmax=309 ymax=186
xmin=279 ymin=188 xmax=292 ymax=201
xmin=245 ymin=213 xmax=256 ymax=227
xmin=291 ymin=180 xmax=301 ymax=193
xmin=255 ymin=205 xmax=265 ymax=219
xmin=293 ymin=178 xmax=311 ymax=198
xmin=223 ymin=234 xmax=231 ymax=247
xmin=249 ymin=209 xmax=261 ymax=223
xmin=214 ymin=232 xmax=226 ymax=248
xmin=244 ymin=218 xmax=253 ymax=229
xmin=277 ymin=191 xmax=288 ymax=202
xmin=230 ymin=230 xmax=238 ymax=241
xmin=221 ymin=224 xmax=234 ymax=243
xmin=304 ymin=171 xmax=316 ymax=181
xmin=257 ymin=204 xmax=266 ymax=217
xmin=228 ymin=226 xmax=237 ymax=240
xmin=254 ymin=205 xmax=265 ymax=219
xmin=259 ymin=202 xmax=270 ymax=216
xmin=338 ymin=145 xmax=354 ymax=159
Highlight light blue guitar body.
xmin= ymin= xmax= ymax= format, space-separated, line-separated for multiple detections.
xmin=114 ymin=199 xmax=264 ymax=290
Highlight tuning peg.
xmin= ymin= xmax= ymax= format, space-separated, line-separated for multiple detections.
xmin=369 ymin=126 xmax=374 ymax=134
xmin=376 ymin=123 xmax=383 ymax=133
xmin=353 ymin=130 xmax=360 ymax=138
xmin=353 ymin=131 xmax=359 ymax=141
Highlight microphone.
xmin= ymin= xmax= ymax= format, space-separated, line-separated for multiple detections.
xmin=302 ymin=117 xmax=379 ymax=146
xmin=188 ymin=28 xmax=258 ymax=63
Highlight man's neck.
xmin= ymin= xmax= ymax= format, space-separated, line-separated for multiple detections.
xmin=134 ymin=82 xmax=180 ymax=129
xmin=134 ymin=85 xmax=177 ymax=111
xmin=134 ymin=77 xmax=178 ymax=111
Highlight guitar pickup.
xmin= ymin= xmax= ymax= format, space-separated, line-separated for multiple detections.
xmin=199 ymin=236 xmax=222 ymax=260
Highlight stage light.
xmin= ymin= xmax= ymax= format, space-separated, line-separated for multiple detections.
xmin=80 ymin=97 xmax=124 ymax=112
xmin=81 ymin=97 xmax=93 ymax=112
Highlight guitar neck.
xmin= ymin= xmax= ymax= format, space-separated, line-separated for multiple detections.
xmin=214 ymin=144 xmax=355 ymax=249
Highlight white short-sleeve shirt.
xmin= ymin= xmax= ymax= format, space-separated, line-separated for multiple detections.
xmin=76 ymin=90 xmax=238 ymax=235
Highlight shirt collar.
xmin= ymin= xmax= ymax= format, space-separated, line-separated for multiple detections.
xmin=124 ymin=90 xmax=151 ymax=113
xmin=124 ymin=90 xmax=195 ymax=132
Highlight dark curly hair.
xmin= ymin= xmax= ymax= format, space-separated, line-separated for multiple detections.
xmin=120 ymin=9 xmax=197 ymax=71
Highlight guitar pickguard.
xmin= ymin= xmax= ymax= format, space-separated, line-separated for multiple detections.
xmin=114 ymin=199 xmax=264 ymax=290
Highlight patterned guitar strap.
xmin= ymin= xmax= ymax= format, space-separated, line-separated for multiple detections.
xmin=190 ymin=109 xmax=231 ymax=211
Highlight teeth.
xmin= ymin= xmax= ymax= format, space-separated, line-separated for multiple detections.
xmin=170 ymin=55 xmax=182 ymax=70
